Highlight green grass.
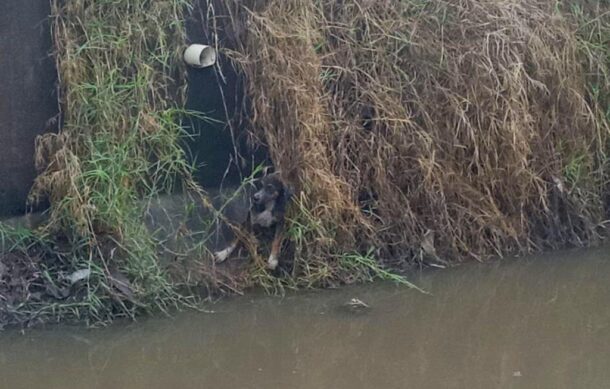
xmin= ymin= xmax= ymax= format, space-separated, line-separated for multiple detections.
xmin=0 ymin=0 xmax=202 ymax=326
xmin=339 ymin=249 xmax=429 ymax=294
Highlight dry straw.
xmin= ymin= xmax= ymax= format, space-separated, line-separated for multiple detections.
xmin=208 ymin=0 xmax=609 ymax=277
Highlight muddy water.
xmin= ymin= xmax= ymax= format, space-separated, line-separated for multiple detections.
xmin=1 ymin=248 xmax=610 ymax=389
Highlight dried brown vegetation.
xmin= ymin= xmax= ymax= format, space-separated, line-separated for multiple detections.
xmin=206 ymin=0 xmax=610 ymax=277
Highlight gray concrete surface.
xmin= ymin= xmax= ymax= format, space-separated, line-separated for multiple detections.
xmin=0 ymin=1 xmax=57 ymax=217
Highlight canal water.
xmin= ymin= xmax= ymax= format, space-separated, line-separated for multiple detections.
xmin=1 ymin=247 xmax=609 ymax=388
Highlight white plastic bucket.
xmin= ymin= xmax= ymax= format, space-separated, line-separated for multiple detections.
xmin=183 ymin=44 xmax=216 ymax=68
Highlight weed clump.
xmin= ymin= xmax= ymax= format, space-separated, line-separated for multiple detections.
xmin=2 ymin=0 xmax=202 ymax=326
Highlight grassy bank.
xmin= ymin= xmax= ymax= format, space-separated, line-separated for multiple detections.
xmin=1 ymin=0 xmax=200 ymax=327
xmin=1 ymin=0 xmax=608 ymax=328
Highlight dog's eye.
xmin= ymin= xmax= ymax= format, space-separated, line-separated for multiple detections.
xmin=265 ymin=185 xmax=274 ymax=191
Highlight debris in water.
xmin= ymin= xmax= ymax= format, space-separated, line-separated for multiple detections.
xmin=345 ymin=298 xmax=370 ymax=309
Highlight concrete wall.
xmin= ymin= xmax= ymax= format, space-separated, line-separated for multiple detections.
xmin=0 ymin=1 xmax=57 ymax=217
xmin=0 ymin=1 xmax=257 ymax=217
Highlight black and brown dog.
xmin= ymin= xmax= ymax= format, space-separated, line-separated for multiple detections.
xmin=214 ymin=172 xmax=292 ymax=270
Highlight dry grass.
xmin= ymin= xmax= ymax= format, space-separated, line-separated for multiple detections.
xmin=206 ymin=0 xmax=610 ymax=281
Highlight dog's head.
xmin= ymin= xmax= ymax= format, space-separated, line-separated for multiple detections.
xmin=252 ymin=173 xmax=286 ymax=207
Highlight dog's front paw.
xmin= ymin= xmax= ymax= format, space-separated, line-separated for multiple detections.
xmin=214 ymin=248 xmax=231 ymax=263
xmin=267 ymin=254 xmax=279 ymax=270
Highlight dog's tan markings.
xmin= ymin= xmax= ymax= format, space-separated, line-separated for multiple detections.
xmin=267 ymin=225 xmax=284 ymax=270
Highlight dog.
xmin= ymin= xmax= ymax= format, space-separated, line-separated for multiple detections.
xmin=213 ymin=172 xmax=292 ymax=270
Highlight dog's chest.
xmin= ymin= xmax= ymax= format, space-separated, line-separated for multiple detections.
xmin=251 ymin=209 xmax=277 ymax=228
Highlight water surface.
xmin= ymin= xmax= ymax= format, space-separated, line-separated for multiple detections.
xmin=1 ymin=248 xmax=609 ymax=388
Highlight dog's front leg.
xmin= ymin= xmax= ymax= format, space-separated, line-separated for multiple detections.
xmin=214 ymin=239 xmax=239 ymax=263
xmin=267 ymin=222 xmax=284 ymax=270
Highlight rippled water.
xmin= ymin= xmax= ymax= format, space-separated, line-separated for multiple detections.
xmin=1 ymin=247 xmax=609 ymax=388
